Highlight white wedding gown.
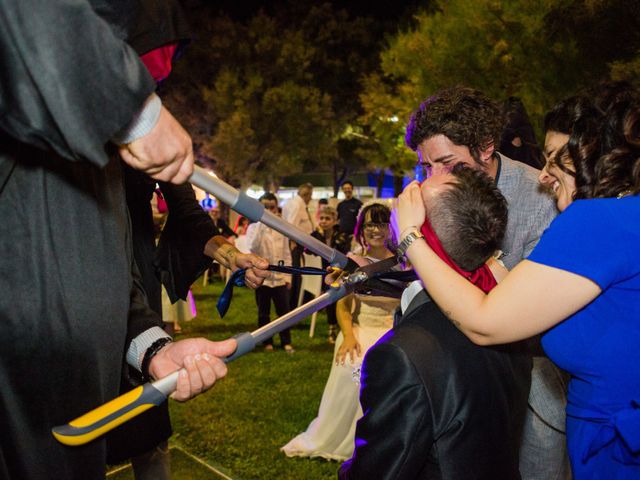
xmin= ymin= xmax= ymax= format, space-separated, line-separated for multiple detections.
xmin=281 ymin=294 xmax=399 ymax=461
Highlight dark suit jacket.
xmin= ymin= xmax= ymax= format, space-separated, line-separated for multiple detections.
xmin=339 ymin=295 xmax=531 ymax=479
xmin=107 ymin=167 xmax=217 ymax=463
xmin=0 ymin=1 xmax=161 ymax=477
xmin=105 ymin=0 xmax=211 ymax=462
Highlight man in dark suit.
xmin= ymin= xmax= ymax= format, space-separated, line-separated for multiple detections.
xmin=0 ymin=1 xmax=263 ymax=478
xmin=107 ymin=3 xmax=269 ymax=477
xmin=337 ymin=180 xmax=363 ymax=237
xmin=340 ymin=166 xmax=531 ymax=479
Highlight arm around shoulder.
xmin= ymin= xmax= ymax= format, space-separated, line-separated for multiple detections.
xmin=407 ymin=235 xmax=601 ymax=345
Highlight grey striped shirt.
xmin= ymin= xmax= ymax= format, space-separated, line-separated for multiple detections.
xmin=496 ymin=153 xmax=558 ymax=270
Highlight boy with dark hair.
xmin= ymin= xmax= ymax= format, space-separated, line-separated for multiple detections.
xmin=428 ymin=167 xmax=508 ymax=271
xmin=246 ymin=193 xmax=294 ymax=352
xmin=340 ymin=166 xmax=530 ymax=479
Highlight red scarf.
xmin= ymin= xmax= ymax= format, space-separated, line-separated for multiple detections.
xmin=140 ymin=43 xmax=179 ymax=83
xmin=420 ymin=218 xmax=497 ymax=293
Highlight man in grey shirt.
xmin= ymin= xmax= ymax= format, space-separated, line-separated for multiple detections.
xmin=404 ymin=86 xmax=570 ymax=479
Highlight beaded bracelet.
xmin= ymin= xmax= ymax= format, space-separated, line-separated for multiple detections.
xmin=141 ymin=337 xmax=173 ymax=382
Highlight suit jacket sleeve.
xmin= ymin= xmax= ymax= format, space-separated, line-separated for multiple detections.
xmin=339 ymin=342 xmax=433 ymax=480
xmin=127 ymin=258 xmax=164 ymax=344
xmin=155 ymin=181 xmax=218 ymax=302
xmin=0 ymin=0 xmax=156 ymax=167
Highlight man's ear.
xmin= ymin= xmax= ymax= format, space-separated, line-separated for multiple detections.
xmin=477 ymin=143 xmax=495 ymax=164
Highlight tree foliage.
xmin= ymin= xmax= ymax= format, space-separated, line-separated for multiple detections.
xmin=360 ymin=0 xmax=640 ymax=175
xmin=162 ymin=1 xmax=639 ymax=187
xmin=164 ymin=3 xmax=387 ymax=189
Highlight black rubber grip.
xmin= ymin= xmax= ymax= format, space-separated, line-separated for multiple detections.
xmin=224 ymin=332 xmax=256 ymax=363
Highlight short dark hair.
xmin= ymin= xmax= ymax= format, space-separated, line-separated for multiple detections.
xmin=259 ymin=192 xmax=278 ymax=203
xmin=430 ymin=165 xmax=508 ymax=271
xmin=341 ymin=180 xmax=354 ymax=188
xmin=318 ymin=198 xmax=329 ymax=205
xmin=405 ymin=86 xmax=504 ymax=163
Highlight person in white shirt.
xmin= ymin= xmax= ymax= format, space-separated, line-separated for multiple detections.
xmin=246 ymin=193 xmax=294 ymax=352
xmin=282 ymin=183 xmax=314 ymax=235
xmin=282 ymin=183 xmax=314 ymax=309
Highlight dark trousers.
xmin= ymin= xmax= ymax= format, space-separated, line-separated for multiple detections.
xmin=326 ymin=302 xmax=337 ymax=326
xmin=289 ymin=245 xmax=304 ymax=310
xmin=255 ymin=284 xmax=291 ymax=346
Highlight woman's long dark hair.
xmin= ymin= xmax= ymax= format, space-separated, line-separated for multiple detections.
xmin=547 ymin=82 xmax=640 ymax=200
xmin=567 ymin=98 xmax=640 ymax=200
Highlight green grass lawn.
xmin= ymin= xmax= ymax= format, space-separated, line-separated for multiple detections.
xmin=166 ymin=279 xmax=339 ymax=479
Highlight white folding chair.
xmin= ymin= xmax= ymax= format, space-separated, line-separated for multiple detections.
xmin=297 ymin=252 xmax=324 ymax=337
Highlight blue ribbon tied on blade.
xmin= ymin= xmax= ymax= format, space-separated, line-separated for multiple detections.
xmin=216 ymin=265 xmax=327 ymax=318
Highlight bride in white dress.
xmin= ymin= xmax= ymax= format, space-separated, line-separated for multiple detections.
xmin=282 ymin=202 xmax=400 ymax=461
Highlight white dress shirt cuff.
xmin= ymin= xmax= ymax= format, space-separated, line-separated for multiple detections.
xmin=111 ymin=93 xmax=162 ymax=145
xmin=126 ymin=326 xmax=172 ymax=372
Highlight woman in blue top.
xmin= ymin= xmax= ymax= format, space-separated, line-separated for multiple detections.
xmin=395 ymin=92 xmax=640 ymax=479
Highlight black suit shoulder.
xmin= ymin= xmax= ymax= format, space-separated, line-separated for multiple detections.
xmin=340 ymin=335 xmax=433 ymax=480
xmin=342 ymin=300 xmax=530 ymax=480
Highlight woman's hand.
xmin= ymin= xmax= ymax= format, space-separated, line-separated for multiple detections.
xmin=335 ymin=334 xmax=362 ymax=365
xmin=393 ymin=181 xmax=426 ymax=240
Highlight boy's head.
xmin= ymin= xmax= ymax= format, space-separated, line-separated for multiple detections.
xmin=420 ymin=165 xmax=508 ymax=270
xmin=259 ymin=192 xmax=278 ymax=212
xmin=318 ymin=206 xmax=338 ymax=231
